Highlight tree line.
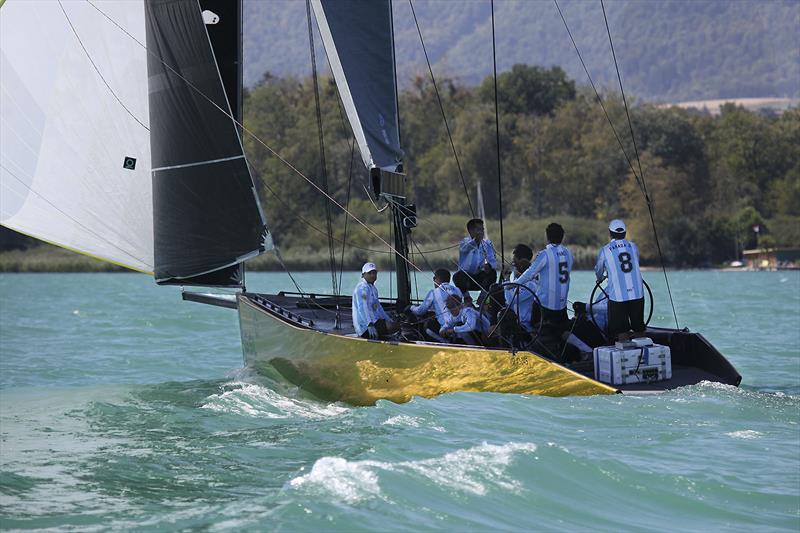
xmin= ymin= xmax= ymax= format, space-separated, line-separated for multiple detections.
xmin=2 ymin=64 xmax=796 ymax=272
xmin=243 ymin=64 xmax=799 ymax=269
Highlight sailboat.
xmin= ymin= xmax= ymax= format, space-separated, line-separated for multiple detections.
xmin=0 ymin=0 xmax=740 ymax=406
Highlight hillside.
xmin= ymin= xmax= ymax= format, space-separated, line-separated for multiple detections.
xmin=243 ymin=0 xmax=799 ymax=103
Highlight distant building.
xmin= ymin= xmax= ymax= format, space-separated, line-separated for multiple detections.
xmin=741 ymin=248 xmax=800 ymax=270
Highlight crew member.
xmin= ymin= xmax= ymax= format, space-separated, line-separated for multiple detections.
xmin=352 ymin=262 xmax=399 ymax=339
xmin=440 ymin=295 xmax=490 ymax=345
xmin=594 ymin=219 xmax=645 ymax=339
xmin=452 ymin=218 xmax=497 ymax=302
xmin=515 ymin=223 xmax=573 ymax=329
xmin=407 ymin=268 xmax=462 ymax=331
xmin=485 ymin=244 xmax=538 ymax=348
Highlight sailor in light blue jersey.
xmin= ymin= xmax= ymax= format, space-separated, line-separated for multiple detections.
xmin=515 ymin=223 xmax=573 ymax=322
xmin=440 ymin=295 xmax=490 ymax=345
xmin=594 ymin=222 xmax=644 ymax=302
xmin=501 ymin=244 xmax=538 ymax=333
xmin=594 ymin=219 xmax=646 ymax=338
xmin=408 ymin=268 xmax=463 ymax=328
xmin=458 ymin=234 xmax=497 ymax=275
xmin=352 ymin=262 xmax=397 ymax=339
xmin=504 ymin=281 xmax=537 ymax=333
xmin=452 ymin=219 xmax=498 ymax=299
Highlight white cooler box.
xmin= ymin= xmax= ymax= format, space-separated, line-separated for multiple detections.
xmin=593 ymin=338 xmax=672 ymax=385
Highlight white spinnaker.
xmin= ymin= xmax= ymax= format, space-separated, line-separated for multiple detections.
xmin=0 ymin=0 xmax=153 ymax=273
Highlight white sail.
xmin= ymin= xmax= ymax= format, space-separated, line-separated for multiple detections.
xmin=0 ymin=0 xmax=153 ymax=273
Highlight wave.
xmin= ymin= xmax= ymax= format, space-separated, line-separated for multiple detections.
xmin=288 ymin=441 xmax=537 ymax=503
xmin=200 ymin=381 xmax=349 ymax=420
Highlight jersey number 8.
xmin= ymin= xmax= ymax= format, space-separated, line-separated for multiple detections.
xmin=618 ymin=252 xmax=633 ymax=273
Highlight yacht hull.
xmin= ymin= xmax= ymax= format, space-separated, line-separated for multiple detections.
xmin=237 ymin=294 xmax=617 ymax=405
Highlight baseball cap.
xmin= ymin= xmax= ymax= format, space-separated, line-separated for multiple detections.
xmin=361 ymin=262 xmax=377 ymax=274
xmin=608 ymin=219 xmax=626 ymax=234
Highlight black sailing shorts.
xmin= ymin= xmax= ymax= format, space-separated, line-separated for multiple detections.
xmin=607 ymin=297 xmax=645 ymax=337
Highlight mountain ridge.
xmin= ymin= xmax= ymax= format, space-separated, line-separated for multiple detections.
xmin=243 ymin=0 xmax=799 ymax=103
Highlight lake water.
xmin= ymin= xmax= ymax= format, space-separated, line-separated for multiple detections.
xmin=1 ymin=271 xmax=798 ymax=531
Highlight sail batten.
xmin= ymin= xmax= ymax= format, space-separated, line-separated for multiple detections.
xmin=310 ymin=0 xmax=403 ymax=171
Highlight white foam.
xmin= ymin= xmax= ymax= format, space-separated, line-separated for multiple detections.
xmin=288 ymin=441 xmax=537 ymax=502
xmin=726 ymin=430 xmax=764 ymax=440
xmin=405 ymin=442 xmax=537 ymax=495
xmin=382 ymin=415 xmax=421 ymax=427
xmin=200 ymin=382 xmax=349 ymax=419
xmin=289 ymin=457 xmax=384 ymax=503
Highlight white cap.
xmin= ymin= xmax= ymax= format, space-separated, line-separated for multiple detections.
xmin=609 ymin=219 xmax=626 ymax=234
xmin=361 ymin=262 xmax=377 ymax=274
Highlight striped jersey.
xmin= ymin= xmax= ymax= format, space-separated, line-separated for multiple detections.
xmin=409 ymin=282 xmax=463 ymax=327
xmin=352 ymin=278 xmax=391 ymax=336
xmin=441 ymin=306 xmax=490 ymax=335
xmin=503 ymin=279 xmax=538 ymax=332
xmin=516 ymin=243 xmax=573 ymax=311
xmin=458 ymin=237 xmax=498 ymax=275
xmin=594 ymin=239 xmax=643 ymax=302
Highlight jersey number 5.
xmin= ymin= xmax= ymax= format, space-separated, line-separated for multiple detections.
xmin=618 ymin=252 xmax=633 ymax=273
xmin=558 ymin=261 xmax=569 ymax=283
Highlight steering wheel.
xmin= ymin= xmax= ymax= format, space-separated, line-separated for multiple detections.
xmin=479 ymin=282 xmax=544 ymax=349
xmin=588 ymin=277 xmax=654 ymax=334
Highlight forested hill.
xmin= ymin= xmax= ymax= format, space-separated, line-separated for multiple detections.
xmin=243 ymin=0 xmax=799 ymax=103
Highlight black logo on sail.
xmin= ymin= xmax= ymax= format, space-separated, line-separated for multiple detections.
xmin=123 ymin=157 xmax=137 ymax=170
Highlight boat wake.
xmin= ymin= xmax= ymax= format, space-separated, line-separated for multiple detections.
xmin=287 ymin=441 xmax=537 ymax=503
xmin=200 ymin=378 xmax=349 ymax=420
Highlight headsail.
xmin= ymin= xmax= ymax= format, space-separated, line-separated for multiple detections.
xmin=310 ymin=0 xmax=403 ymax=172
xmin=146 ymin=0 xmax=270 ymax=287
xmin=0 ymin=0 xmax=153 ymax=273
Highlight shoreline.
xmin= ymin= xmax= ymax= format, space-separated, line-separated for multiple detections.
xmin=2 ymin=245 xmax=796 ymax=274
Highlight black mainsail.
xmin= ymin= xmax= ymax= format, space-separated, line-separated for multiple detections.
xmin=146 ymin=0 xmax=269 ymax=287
xmin=310 ymin=0 xmax=403 ymax=173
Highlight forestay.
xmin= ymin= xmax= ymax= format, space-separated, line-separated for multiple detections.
xmin=0 ymin=0 xmax=153 ymax=273
xmin=310 ymin=0 xmax=403 ymax=172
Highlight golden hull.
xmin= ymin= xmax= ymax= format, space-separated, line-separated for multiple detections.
xmin=238 ymin=295 xmax=617 ymax=406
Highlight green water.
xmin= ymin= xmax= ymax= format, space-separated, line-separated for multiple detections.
xmin=1 ymin=271 xmax=798 ymax=531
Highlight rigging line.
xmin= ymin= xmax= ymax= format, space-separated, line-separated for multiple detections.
xmin=389 ymin=215 xmax=394 ymax=300
xmin=0 ymin=163 xmax=151 ymax=268
xmin=410 ymin=236 xmax=436 ymax=273
xmin=600 ymin=0 xmax=679 ymax=329
xmin=328 ymin=53 xmax=358 ymax=297
xmin=259 ymin=177 xmax=390 ymax=254
xmin=490 ymin=0 xmax=506 ymax=270
xmin=407 ymin=0 xmax=475 ymax=218
xmin=57 ymin=0 xmax=149 ymax=132
xmin=85 ymin=0 xmax=423 ymax=273
xmin=338 ymin=137 xmax=357 ymax=294
xmin=306 ymin=0 xmax=338 ymax=297
xmin=272 ymin=245 xmax=318 ymax=319
xmin=411 ymin=241 xmax=420 ymax=302
xmin=551 ymin=0 xmax=646 ymax=198
xmin=263 ymin=172 xmax=456 ymax=258
xmin=363 ymin=185 xmax=390 ymax=213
